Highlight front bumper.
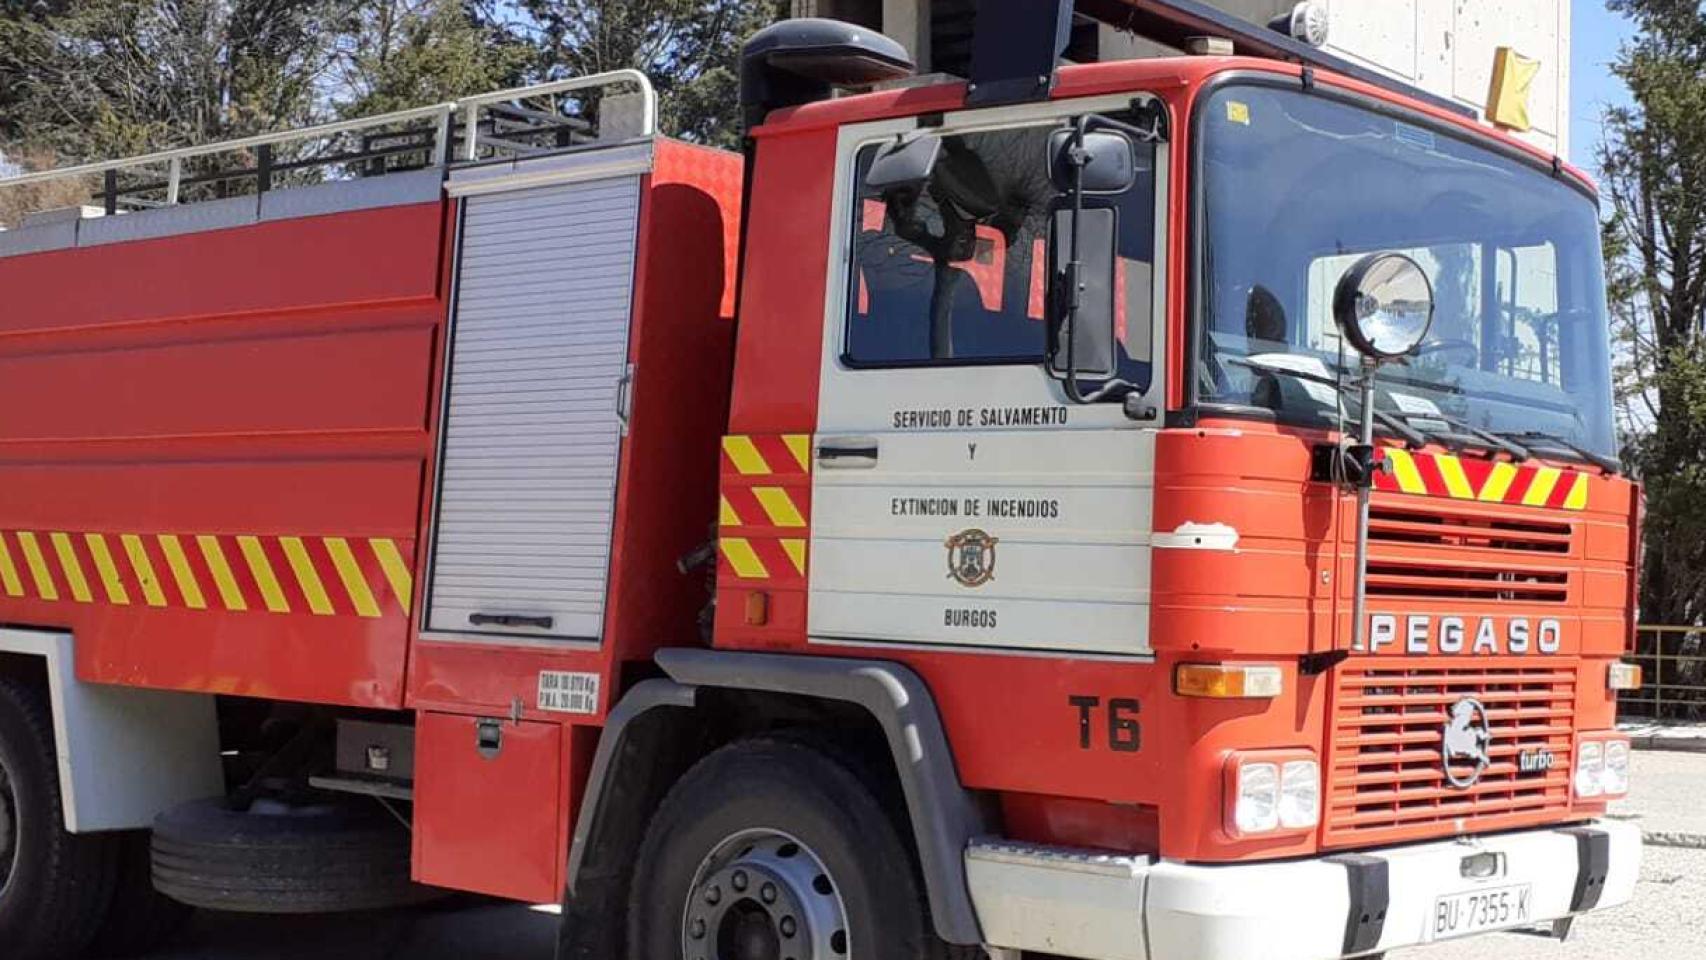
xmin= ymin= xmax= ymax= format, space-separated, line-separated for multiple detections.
xmin=965 ymin=819 xmax=1640 ymax=960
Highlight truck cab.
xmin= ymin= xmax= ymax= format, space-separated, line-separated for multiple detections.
xmin=709 ymin=7 xmax=1638 ymax=957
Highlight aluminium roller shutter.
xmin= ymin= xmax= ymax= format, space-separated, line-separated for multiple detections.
xmin=426 ymin=175 xmax=641 ymax=641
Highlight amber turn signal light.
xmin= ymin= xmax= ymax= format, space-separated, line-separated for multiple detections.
xmin=1175 ymin=663 xmax=1284 ymax=699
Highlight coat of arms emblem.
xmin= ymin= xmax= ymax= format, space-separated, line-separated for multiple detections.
xmin=945 ymin=529 xmax=998 ymax=587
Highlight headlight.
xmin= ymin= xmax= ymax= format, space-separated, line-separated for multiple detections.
xmin=1226 ymin=751 xmax=1319 ymax=837
xmin=1574 ymin=741 xmax=1604 ymax=798
xmin=1279 ymin=759 xmax=1321 ymax=829
xmin=1574 ymin=734 xmax=1633 ymax=799
xmin=1602 ymin=740 xmax=1631 ymax=796
xmin=1234 ymin=762 xmax=1280 ymax=834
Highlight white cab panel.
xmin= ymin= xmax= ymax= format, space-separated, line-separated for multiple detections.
xmin=809 ymin=101 xmax=1167 ymax=658
xmin=810 ymin=426 xmax=1155 ymax=655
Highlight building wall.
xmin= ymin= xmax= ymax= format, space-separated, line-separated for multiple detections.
xmin=799 ymin=0 xmax=1571 ymax=158
xmin=1310 ymin=1 xmax=1570 ymax=157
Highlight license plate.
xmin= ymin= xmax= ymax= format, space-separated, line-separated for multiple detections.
xmin=1430 ymin=883 xmax=1533 ymax=941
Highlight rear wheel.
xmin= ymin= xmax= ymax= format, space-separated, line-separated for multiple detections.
xmin=0 ymin=677 xmax=118 ymax=960
xmin=628 ymin=737 xmax=958 ymax=960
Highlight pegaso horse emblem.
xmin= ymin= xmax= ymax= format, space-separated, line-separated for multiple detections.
xmin=1442 ymin=698 xmax=1493 ymax=789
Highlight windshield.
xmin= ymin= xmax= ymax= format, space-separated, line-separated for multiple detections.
xmin=1196 ymin=84 xmax=1616 ymax=459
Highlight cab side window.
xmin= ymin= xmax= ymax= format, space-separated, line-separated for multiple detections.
xmin=845 ymin=123 xmax=1157 ymax=392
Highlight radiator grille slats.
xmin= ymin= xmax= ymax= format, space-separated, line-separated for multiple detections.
xmin=1323 ymin=662 xmax=1576 ymax=848
xmin=1365 ymin=506 xmax=1573 ymax=604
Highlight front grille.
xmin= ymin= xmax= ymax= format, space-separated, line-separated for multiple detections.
xmin=1366 ymin=506 xmax=1572 ymax=604
xmin=1369 ymin=506 xmax=1572 ymax=554
xmin=1324 ymin=662 xmax=1576 ymax=848
xmin=1364 ymin=562 xmax=1568 ymax=603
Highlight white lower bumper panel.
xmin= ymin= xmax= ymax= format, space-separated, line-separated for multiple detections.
xmin=966 ymin=819 xmax=1640 ymax=960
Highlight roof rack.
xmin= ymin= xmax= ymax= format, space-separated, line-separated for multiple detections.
xmin=1075 ymin=0 xmax=1476 ymax=119
xmin=0 ymin=71 xmax=655 ymax=226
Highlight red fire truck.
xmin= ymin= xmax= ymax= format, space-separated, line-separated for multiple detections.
xmin=0 ymin=2 xmax=1642 ymax=959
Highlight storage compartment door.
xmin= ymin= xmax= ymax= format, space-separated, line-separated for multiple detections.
xmin=427 ymin=176 xmax=641 ymax=641
xmin=413 ymin=713 xmax=563 ymax=903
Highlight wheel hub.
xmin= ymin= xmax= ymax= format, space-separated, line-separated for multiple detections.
xmin=683 ymin=831 xmax=849 ymax=960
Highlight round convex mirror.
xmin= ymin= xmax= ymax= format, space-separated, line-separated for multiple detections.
xmin=1333 ymin=253 xmax=1435 ymax=361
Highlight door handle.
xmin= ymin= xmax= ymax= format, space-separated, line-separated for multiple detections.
xmin=816 ymin=438 xmax=879 ymax=468
xmin=614 ymin=364 xmax=634 ymax=434
xmin=470 ymin=612 xmax=555 ymax=630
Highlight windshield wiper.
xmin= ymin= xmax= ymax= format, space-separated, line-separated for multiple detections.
xmin=1229 ymin=357 xmax=1427 ymax=447
xmin=1499 ymin=430 xmax=1620 ymax=474
xmin=1384 ymin=411 xmax=1531 ymax=462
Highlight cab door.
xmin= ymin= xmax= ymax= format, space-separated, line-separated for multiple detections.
xmin=807 ymin=100 xmax=1169 ymax=657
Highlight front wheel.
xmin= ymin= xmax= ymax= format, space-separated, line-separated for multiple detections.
xmin=628 ymin=737 xmax=956 ymax=960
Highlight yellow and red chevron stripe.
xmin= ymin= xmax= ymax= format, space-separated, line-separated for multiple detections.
xmin=721 ymin=434 xmax=812 ymax=477
xmin=0 ymin=530 xmax=414 ymax=618
xmin=719 ymin=434 xmax=811 ymax=583
xmin=1375 ymin=449 xmax=1590 ymax=511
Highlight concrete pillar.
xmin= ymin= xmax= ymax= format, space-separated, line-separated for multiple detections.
xmin=1095 ymin=0 xmax=1293 ymax=62
xmin=1097 ymin=23 xmax=1174 ymax=61
xmin=883 ymin=0 xmax=931 ymax=71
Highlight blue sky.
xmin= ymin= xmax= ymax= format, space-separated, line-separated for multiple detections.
xmin=1572 ymin=0 xmax=1636 ymax=171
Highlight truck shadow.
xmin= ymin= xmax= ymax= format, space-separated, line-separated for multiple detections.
xmin=149 ymin=900 xmax=557 ymax=960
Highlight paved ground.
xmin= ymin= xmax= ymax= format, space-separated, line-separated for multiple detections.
xmin=1620 ymin=719 xmax=1706 ymax=755
xmin=148 ymin=750 xmax=1706 ymax=960
xmin=1601 ymin=748 xmax=1706 ymax=846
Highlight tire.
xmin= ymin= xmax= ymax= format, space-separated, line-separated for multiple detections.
xmin=85 ymin=831 xmax=193 ymax=958
xmin=627 ymin=737 xmax=960 ymax=960
xmin=0 ymin=677 xmax=118 ymax=960
xmin=152 ymin=797 xmax=435 ymax=914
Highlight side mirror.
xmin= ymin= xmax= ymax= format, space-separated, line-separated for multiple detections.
xmin=1049 ymin=128 xmax=1138 ymax=195
xmin=1047 ymin=205 xmax=1117 ymax=379
xmin=864 ymin=134 xmax=942 ymax=198
xmin=1333 ymin=253 xmax=1435 ymax=362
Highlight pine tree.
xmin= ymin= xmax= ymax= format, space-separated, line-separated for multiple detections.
xmin=513 ymin=0 xmax=783 ymax=148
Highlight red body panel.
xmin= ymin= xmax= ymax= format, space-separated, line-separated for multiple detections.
xmin=0 ymin=138 xmax=743 ymax=899
xmin=0 ymin=204 xmax=448 ymax=707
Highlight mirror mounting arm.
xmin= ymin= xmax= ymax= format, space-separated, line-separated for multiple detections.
xmin=1129 ymin=98 xmax=1170 ymax=143
xmin=1048 ymin=113 xmax=1142 ymax=407
xmin=1060 ymin=116 xmax=1093 ymax=405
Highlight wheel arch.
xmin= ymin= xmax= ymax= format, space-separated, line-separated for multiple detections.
xmin=0 ymin=628 xmax=223 ymax=833
xmin=562 ymin=650 xmax=992 ymax=952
